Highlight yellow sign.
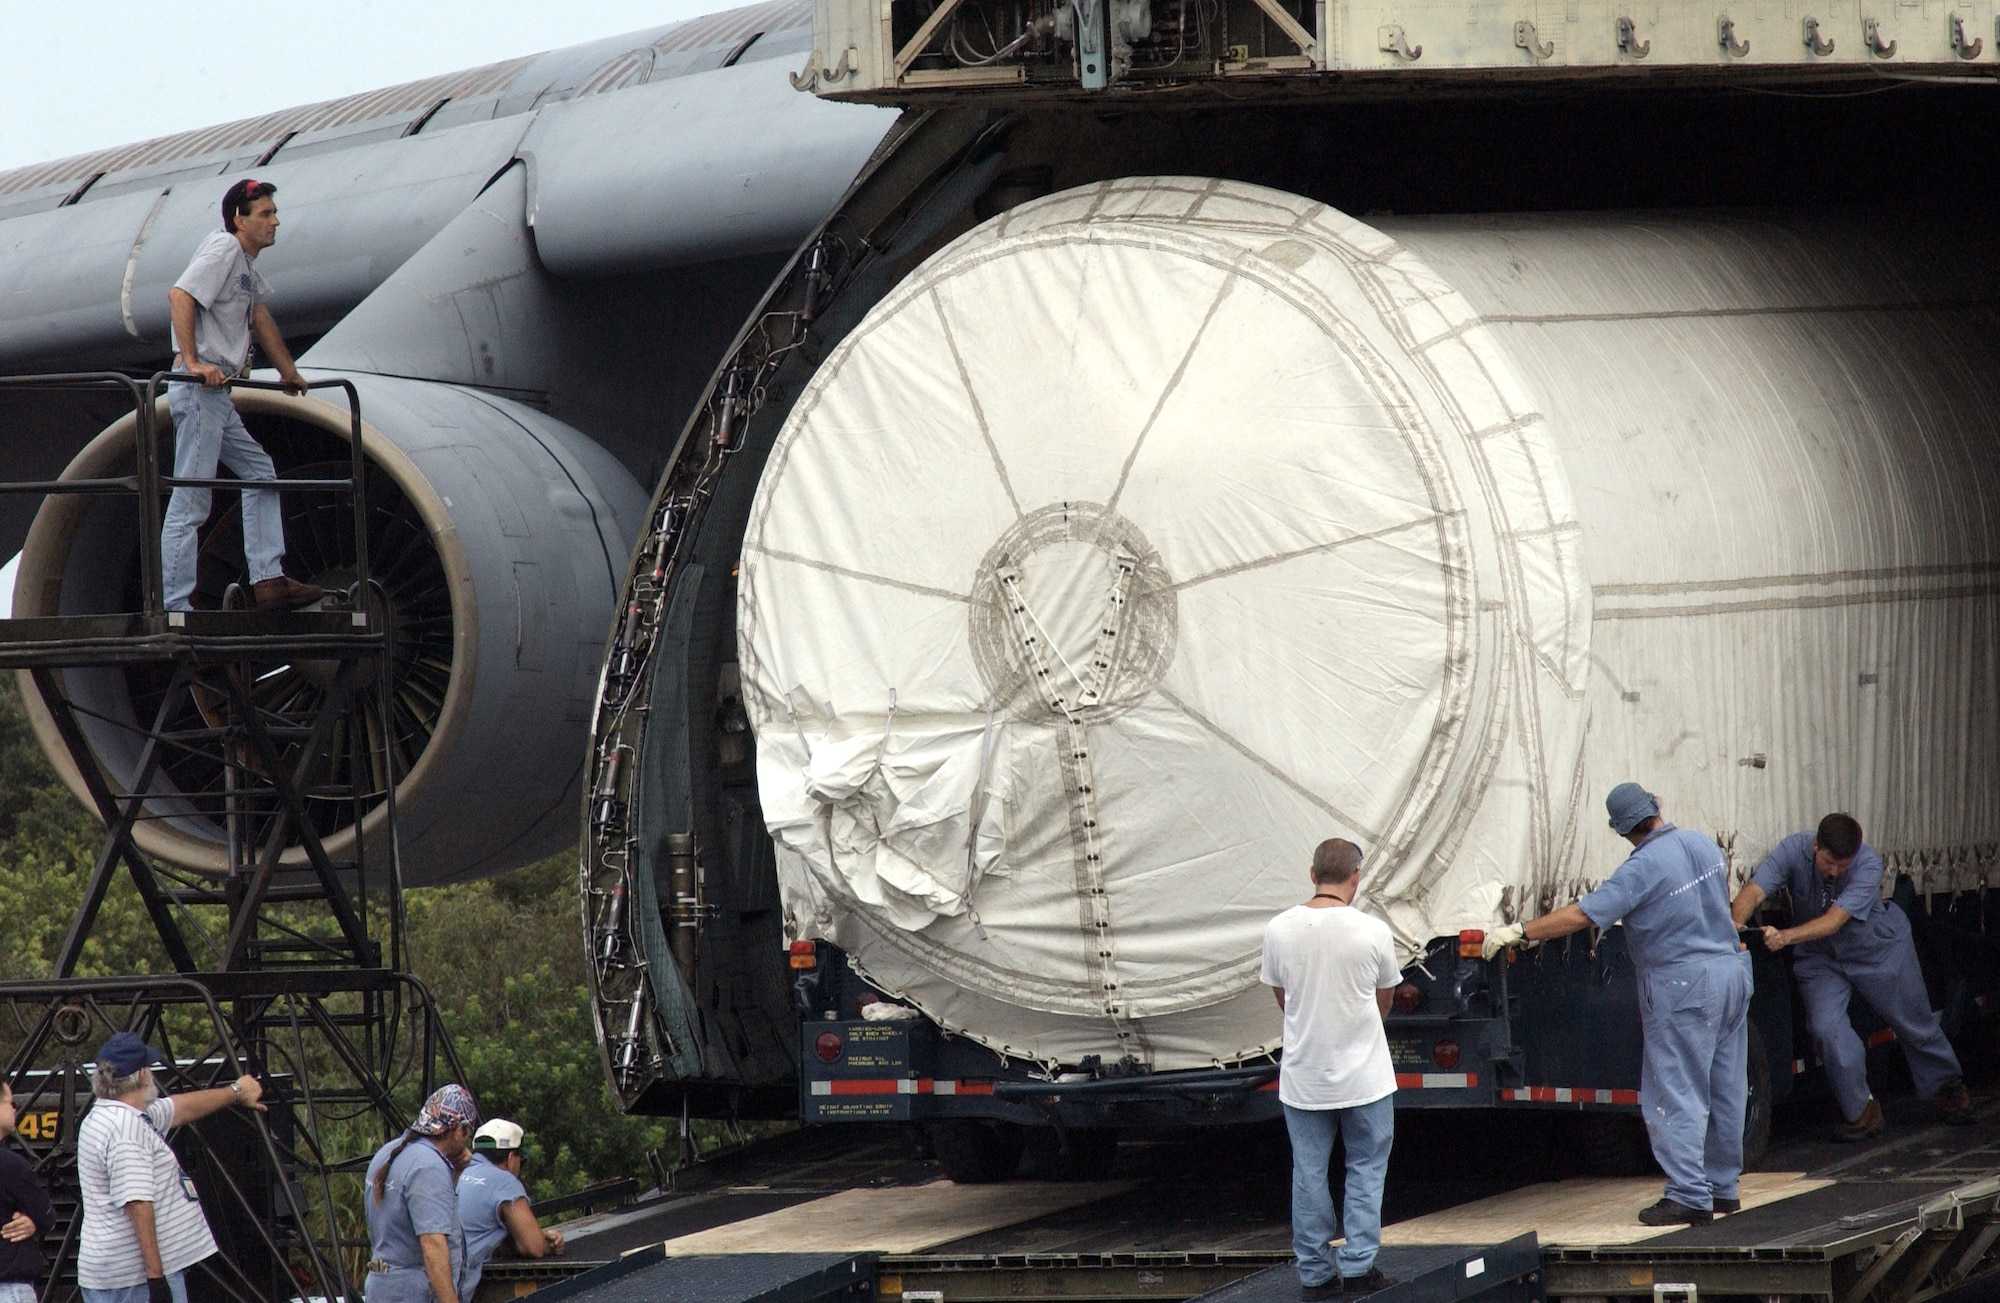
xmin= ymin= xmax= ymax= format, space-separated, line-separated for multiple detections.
xmin=15 ymin=1111 xmax=58 ymax=1142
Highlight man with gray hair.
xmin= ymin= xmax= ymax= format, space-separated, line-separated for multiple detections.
xmin=1261 ymin=838 xmax=1403 ymax=1300
xmin=75 ymin=1032 xmax=265 ymax=1303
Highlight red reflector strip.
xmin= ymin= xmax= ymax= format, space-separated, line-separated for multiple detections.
xmin=808 ymin=1079 xmax=995 ymax=1097
xmin=1500 ymin=1086 xmax=1640 ymax=1105
xmin=809 ymin=1079 xmax=901 ymax=1096
xmin=1394 ymin=1073 xmax=1477 ymax=1089
xmin=1868 ymin=1027 xmax=1897 ymax=1048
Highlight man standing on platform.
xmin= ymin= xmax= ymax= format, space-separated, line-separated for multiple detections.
xmin=1485 ymin=783 xmax=1751 ymax=1227
xmin=1262 ymin=838 xmax=1403 ymax=1300
xmin=1731 ymin=813 xmax=1974 ymax=1139
xmin=164 ymin=177 xmax=320 ymax=613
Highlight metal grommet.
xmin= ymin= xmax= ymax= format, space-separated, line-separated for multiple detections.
xmin=54 ymin=1005 xmax=90 ymax=1046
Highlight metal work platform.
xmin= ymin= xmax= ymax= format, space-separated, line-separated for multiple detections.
xmin=0 ymin=608 xmax=372 ymax=666
xmin=0 ymin=369 xmax=461 ymax=1303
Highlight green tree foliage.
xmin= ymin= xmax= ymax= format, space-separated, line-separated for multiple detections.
xmin=0 ymin=673 xmax=671 ymax=1202
xmin=0 ymin=674 xmax=178 ymax=981
xmin=402 ymin=857 xmax=671 ymax=1202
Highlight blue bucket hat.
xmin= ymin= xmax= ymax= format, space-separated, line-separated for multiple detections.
xmin=97 ymin=1031 xmax=167 ymax=1077
xmin=1606 ymin=782 xmax=1660 ymax=836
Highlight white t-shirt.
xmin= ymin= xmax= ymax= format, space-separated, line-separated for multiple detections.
xmin=75 ymin=1097 xmax=218 ymax=1288
xmin=1260 ymin=903 xmax=1402 ymax=1110
xmin=173 ymin=230 xmax=270 ymax=374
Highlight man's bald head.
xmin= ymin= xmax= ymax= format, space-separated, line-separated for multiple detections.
xmin=1311 ymin=838 xmax=1362 ymax=887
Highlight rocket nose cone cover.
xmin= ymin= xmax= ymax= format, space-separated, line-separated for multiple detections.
xmin=739 ymin=178 xmax=1590 ymax=1070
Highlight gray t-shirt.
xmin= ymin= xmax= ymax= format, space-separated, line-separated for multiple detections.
xmin=75 ymin=1097 xmax=218 ymax=1289
xmin=363 ymin=1136 xmax=463 ymax=1303
xmin=172 ymin=230 xmax=270 ymax=374
xmin=455 ymin=1154 xmax=528 ymax=1298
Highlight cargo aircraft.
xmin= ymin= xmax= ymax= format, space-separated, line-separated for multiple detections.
xmin=4 ymin=0 xmax=1998 ymax=1160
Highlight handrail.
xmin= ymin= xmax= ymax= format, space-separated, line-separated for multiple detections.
xmin=0 ymin=370 xmax=368 ymax=619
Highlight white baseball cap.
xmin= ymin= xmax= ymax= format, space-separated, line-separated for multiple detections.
xmin=473 ymin=1118 xmax=524 ymax=1152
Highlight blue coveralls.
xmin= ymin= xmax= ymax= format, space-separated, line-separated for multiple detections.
xmin=1580 ymin=824 xmax=1753 ymax=1212
xmin=1751 ymin=832 xmax=1961 ymax=1122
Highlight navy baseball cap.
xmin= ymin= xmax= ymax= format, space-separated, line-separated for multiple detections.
xmin=97 ymin=1031 xmax=166 ymax=1076
xmin=1605 ymin=782 xmax=1660 ymax=835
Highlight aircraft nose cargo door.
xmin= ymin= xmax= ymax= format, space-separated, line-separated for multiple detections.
xmin=737 ymin=177 xmax=1593 ymax=1072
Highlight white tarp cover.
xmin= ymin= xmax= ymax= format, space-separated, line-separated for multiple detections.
xmin=738 ymin=179 xmax=1591 ymax=1070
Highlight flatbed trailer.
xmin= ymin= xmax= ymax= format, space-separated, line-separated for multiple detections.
xmin=794 ymin=872 xmax=1997 ymax=1184
xmin=486 ymin=1089 xmax=2000 ymax=1303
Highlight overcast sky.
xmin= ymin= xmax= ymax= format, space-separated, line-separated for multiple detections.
xmin=0 ymin=1 xmax=730 ymax=173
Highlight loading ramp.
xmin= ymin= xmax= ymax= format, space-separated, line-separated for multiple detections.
xmin=489 ymin=1095 xmax=2000 ymax=1303
xmin=1190 ymin=1237 xmax=1544 ymax=1303
xmin=519 ymin=1252 xmax=875 ymax=1303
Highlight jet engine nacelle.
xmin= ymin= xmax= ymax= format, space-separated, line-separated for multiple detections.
xmin=16 ymin=373 xmax=645 ymax=885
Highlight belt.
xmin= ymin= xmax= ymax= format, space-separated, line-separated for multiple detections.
xmin=367 ymin=1259 xmax=423 ymax=1275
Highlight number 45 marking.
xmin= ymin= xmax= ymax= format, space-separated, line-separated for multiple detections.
xmin=17 ymin=1112 xmax=58 ymax=1141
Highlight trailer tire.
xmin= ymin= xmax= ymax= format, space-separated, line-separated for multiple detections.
xmin=926 ymin=1119 xmax=1026 ymax=1183
xmin=1566 ymin=1112 xmax=1654 ymax=1176
xmin=1024 ymin=1127 xmax=1120 ymax=1181
xmin=1742 ymin=1020 xmax=1772 ymax=1169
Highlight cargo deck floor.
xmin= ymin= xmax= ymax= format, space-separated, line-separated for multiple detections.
xmin=494 ymin=1086 xmax=1999 ymax=1302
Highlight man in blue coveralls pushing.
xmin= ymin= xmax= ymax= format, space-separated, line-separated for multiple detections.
xmin=1730 ymin=813 xmax=1973 ymax=1140
xmin=1486 ymin=782 xmax=1751 ymax=1226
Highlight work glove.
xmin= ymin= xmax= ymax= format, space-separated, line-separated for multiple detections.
xmin=147 ymin=1278 xmax=173 ymax=1303
xmin=1481 ymin=923 xmax=1529 ymax=960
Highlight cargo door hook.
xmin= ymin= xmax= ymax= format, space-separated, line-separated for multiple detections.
xmin=1950 ymin=13 xmax=1983 ymax=58
xmin=1718 ymin=15 xmax=1751 ymax=56
xmin=1514 ymin=19 xmax=1555 ymax=57
xmin=1378 ymin=23 xmax=1424 ymax=58
xmin=1803 ymin=16 xmax=1834 ymax=54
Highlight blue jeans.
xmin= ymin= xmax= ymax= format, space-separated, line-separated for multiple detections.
xmin=1284 ymin=1094 xmax=1395 ymax=1285
xmin=163 ymin=382 xmax=287 ymax=611
xmin=82 ymin=1270 xmax=188 ymax=1303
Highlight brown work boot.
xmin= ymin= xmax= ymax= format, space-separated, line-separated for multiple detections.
xmin=252 ymin=575 xmax=323 ymax=611
xmin=1938 ymin=1078 xmax=1977 ymax=1127
xmin=1833 ymin=1097 xmax=1884 ymax=1143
